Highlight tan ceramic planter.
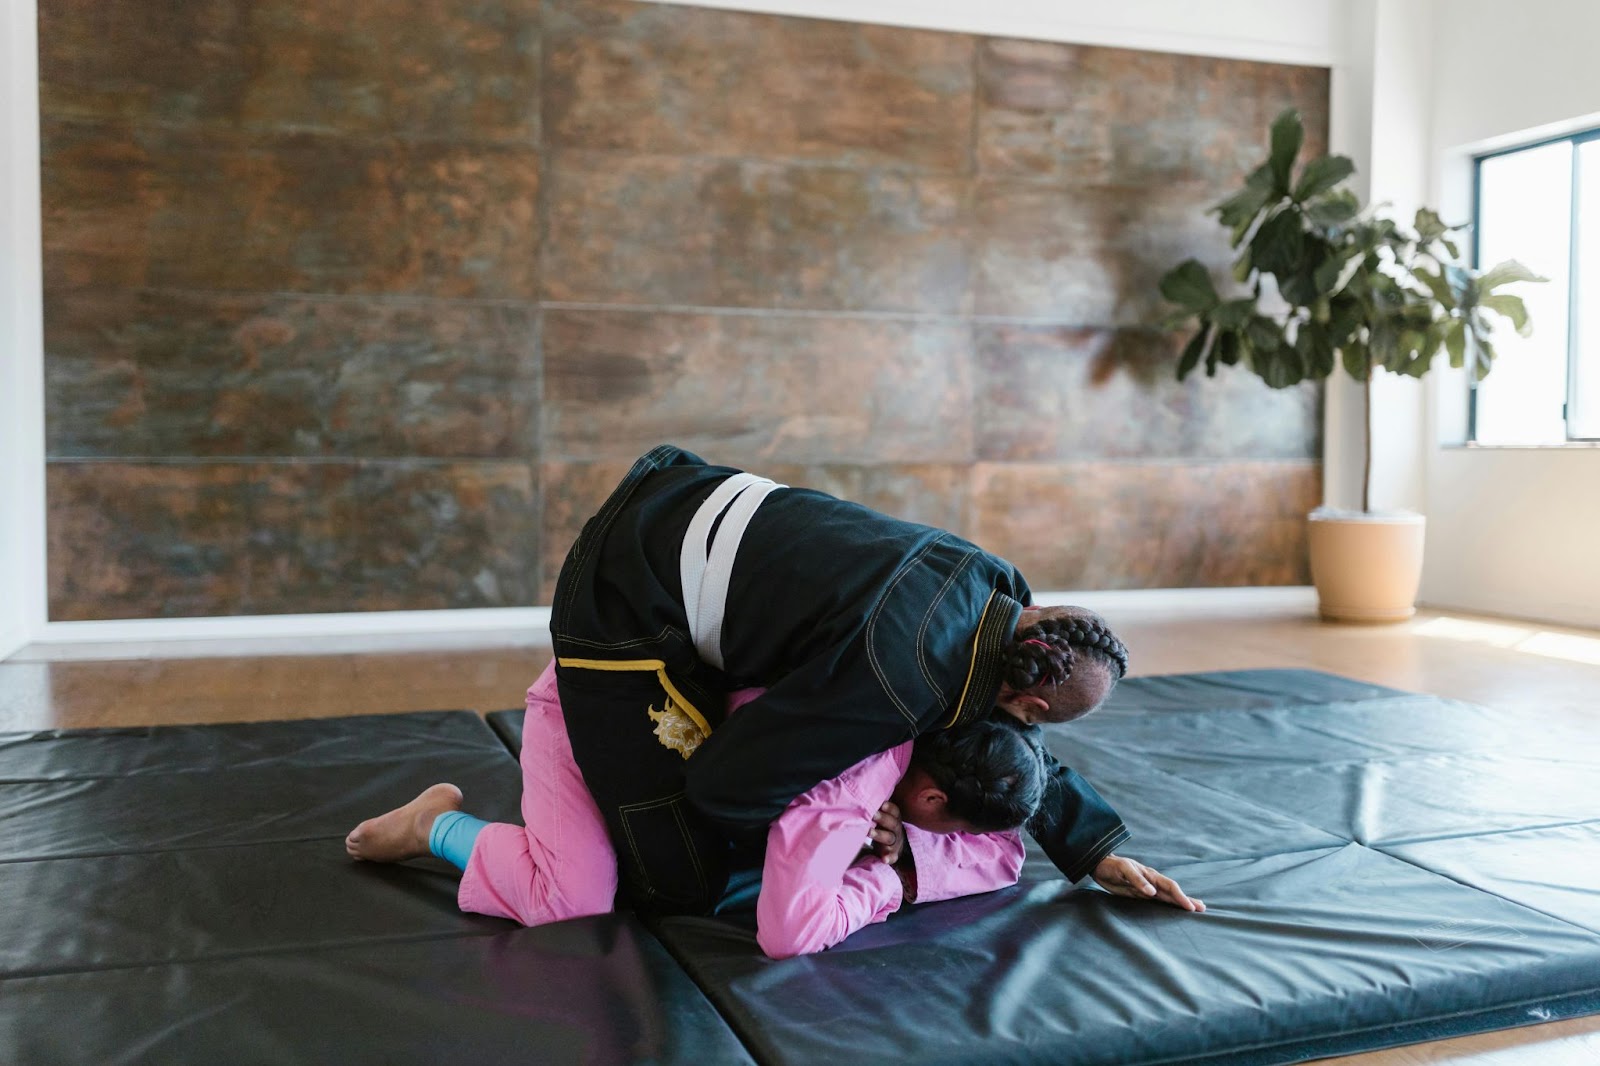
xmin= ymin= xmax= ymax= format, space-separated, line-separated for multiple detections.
xmin=1307 ymin=511 xmax=1427 ymax=623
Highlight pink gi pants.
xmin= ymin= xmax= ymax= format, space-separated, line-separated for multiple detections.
xmin=457 ymin=663 xmax=618 ymax=925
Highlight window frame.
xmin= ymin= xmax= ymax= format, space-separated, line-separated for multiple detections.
xmin=1469 ymin=126 xmax=1600 ymax=444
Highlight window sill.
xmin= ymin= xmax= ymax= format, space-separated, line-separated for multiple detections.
xmin=1442 ymin=441 xmax=1600 ymax=450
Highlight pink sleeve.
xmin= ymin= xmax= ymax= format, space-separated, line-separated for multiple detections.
xmin=755 ymin=743 xmax=912 ymax=959
xmin=902 ymin=825 xmax=1027 ymax=904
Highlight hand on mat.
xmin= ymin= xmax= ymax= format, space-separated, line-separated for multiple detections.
xmin=1092 ymin=855 xmax=1205 ymax=912
xmin=870 ymin=801 xmax=904 ymax=865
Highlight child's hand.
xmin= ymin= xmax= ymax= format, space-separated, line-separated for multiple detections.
xmin=1092 ymin=854 xmax=1205 ymax=912
xmin=870 ymin=801 xmax=904 ymax=865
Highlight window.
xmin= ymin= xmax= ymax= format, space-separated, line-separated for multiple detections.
xmin=1471 ymin=130 xmax=1600 ymax=444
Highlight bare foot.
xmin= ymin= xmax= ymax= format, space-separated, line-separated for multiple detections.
xmin=345 ymin=783 xmax=463 ymax=863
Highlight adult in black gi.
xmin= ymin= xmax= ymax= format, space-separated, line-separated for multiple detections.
xmin=551 ymin=445 xmax=1199 ymax=916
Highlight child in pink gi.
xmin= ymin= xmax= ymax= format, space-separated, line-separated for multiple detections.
xmin=347 ymin=662 xmax=1044 ymax=958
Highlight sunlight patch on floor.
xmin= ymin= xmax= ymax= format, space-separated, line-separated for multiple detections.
xmin=1416 ymin=616 xmax=1600 ymax=666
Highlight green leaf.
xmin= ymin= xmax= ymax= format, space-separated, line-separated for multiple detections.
xmin=1209 ymin=298 xmax=1254 ymax=330
xmin=1481 ymin=292 xmax=1533 ymax=336
xmin=1444 ymin=319 xmax=1466 ymax=368
xmin=1293 ymin=154 xmax=1355 ymax=202
xmin=1246 ymin=315 xmax=1285 ymax=355
xmin=1478 ymin=259 xmax=1548 ymax=290
xmin=1210 ymin=330 xmax=1240 ymax=377
xmin=1159 ymin=259 xmax=1220 ymax=311
xmin=1176 ymin=326 xmax=1211 ymax=380
xmin=1342 ymin=338 xmax=1371 ymax=381
xmin=1474 ymin=337 xmax=1498 ymax=382
xmin=1255 ymin=332 xmax=1306 ymax=388
xmin=1268 ymin=109 xmax=1304 ymax=194
xmin=1251 ymin=209 xmax=1307 ymax=279
xmin=1216 ymin=165 xmax=1279 ymax=247
xmin=1414 ymin=267 xmax=1454 ymax=307
xmin=1305 ymin=188 xmax=1361 ymax=226
xmin=1231 ymin=247 xmax=1255 ymax=284
xmin=1414 ymin=207 xmax=1449 ymax=243
xmin=1312 ymin=248 xmax=1347 ymax=297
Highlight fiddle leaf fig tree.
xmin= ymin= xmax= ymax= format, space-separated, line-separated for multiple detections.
xmin=1159 ymin=108 xmax=1545 ymax=512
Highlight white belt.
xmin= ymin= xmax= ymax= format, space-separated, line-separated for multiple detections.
xmin=680 ymin=472 xmax=785 ymax=671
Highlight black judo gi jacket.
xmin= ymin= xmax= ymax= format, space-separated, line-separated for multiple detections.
xmin=556 ymin=445 xmax=1129 ymax=884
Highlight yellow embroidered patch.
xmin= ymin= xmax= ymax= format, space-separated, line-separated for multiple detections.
xmin=648 ymin=699 xmax=708 ymax=760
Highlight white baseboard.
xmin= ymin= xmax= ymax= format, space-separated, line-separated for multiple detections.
xmin=21 ymin=607 xmax=552 ymax=662
xmin=1034 ymin=586 xmax=1319 ymax=616
xmin=13 ymin=588 xmax=1318 ymax=662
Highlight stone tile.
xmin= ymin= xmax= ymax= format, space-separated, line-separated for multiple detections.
xmin=542 ymin=153 xmax=969 ymax=313
xmin=48 ymin=463 xmax=256 ymax=621
xmin=542 ymin=0 xmax=973 ymax=171
xmin=542 ymin=309 xmax=972 ymax=462
xmin=976 ymin=40 xmax=1330 ymax=185
xmin=968 ymin=461 xmax=1321 ymax=589
xmin=48 ymin=461 xmax=537 ymax=619
xmin=39 ymin=0 xmax=541 ymax=144
xmin=539 ymin=459 xmax=971 ymax=602
xmin=972 ymin=179 xmax=1228 ymax=322
xmin=246 ymin=461 xmax=538 ymax=614
xmin=41 ymin=119 xmax=540 ymax=298
xmin=974 ymin=324 xmax=1321 ymax=461
xmin=46 ymin=290 xmax=539 ymax=459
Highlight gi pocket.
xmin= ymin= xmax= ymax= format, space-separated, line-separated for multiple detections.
xmin=616 ymin=792 xmax=711 ymax=912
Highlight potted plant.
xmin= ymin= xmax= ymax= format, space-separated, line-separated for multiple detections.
xmin=1159 ymin=108 xmax=1542 ymax=623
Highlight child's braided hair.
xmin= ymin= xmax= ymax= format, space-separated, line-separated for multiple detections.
xmin=1000 ymin=608 xmax=1129 ymax=692
xmin=910 ymin=718 xmax=1047 ymax=833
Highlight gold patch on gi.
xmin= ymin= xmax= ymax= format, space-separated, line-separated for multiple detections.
xmin=648 ymin=698 xmax=708 ymax=759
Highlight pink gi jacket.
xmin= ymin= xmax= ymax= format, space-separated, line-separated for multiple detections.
xmin=755 ymin=740 xmax=1027 ymax=959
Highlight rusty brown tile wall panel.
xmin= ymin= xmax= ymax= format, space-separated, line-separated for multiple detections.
xmin=542 ymin=309 xmax=972 ymax=463
xmin=971 ymin=180 xmax=1227 ymax=323
xmin=971 ymin=43 xmax=1330 ymax=321
xmin=543 ymin=0 xmax=973 ymax=170
xmin=39 ymin=0 xmax=1330 ymax=618
xmin=976 ymin=40 xmax=1330 ymax=184
xmin=41 ymin=119 xmax=541 ymax=299
xmin=46 ymin=290 xmax=538 ymax=460
xmin=540 ymin=459 xmax=970 ymax=602
xmin=48 ymin=462 xmax=537 ymax=620
xmin=969 ymin=461 xmax=1322 ymax=589
xmin=542 ymin=154 xmax=970 ymax=312
xmin=38 ymin=0 xmax=542 ymax=142
xmin=975 ymin=324 xmax=1321 ymax=461
xmin=47 ymin=464 xmax=259 ymax=621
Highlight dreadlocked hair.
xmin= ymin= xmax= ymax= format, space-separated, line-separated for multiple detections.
xmin=910 ymin=719 xmax=1047 ymax=833
xmin=1000 ymin=609 xmax=1130 ymax=691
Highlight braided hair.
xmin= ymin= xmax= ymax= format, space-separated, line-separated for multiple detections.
xmin=909 ymin=718 xmax=1047 ymax=833
xmin=1000 ymin=607 xmax=1129 ymax=692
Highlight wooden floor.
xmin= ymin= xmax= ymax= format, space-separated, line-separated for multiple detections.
xmin=5 ymin=603 xmax=1600 ymax=1064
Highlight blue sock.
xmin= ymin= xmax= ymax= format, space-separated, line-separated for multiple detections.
xmin=428 ymin=810 xmax=488 ymax=872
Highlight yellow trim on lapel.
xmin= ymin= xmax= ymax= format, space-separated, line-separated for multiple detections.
xmin=946 ymin=590 xmax=999 ymax=729
xmin=556 ymin=656 xmax=713 ymax=738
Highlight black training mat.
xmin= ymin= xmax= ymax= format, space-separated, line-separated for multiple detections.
xmin=652 ymin=668 xmax=1600 ymax=1065
xmin=486 ymin=706 xmax=525 ymax=755
xmin=0 ymin=711 xmax=753 ymax=1066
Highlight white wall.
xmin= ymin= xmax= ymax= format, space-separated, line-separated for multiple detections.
xmin=658 ymin=0 xmax=1347 ymax=66
xmin=1418 ymin=0 xmax=1600 ymax=629
xmin=0 ymin=0 xmax=47 ymax=660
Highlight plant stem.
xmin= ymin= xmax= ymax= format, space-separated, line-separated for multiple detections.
xmin=1362 ymin=370 xmax=1373 ymax=514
